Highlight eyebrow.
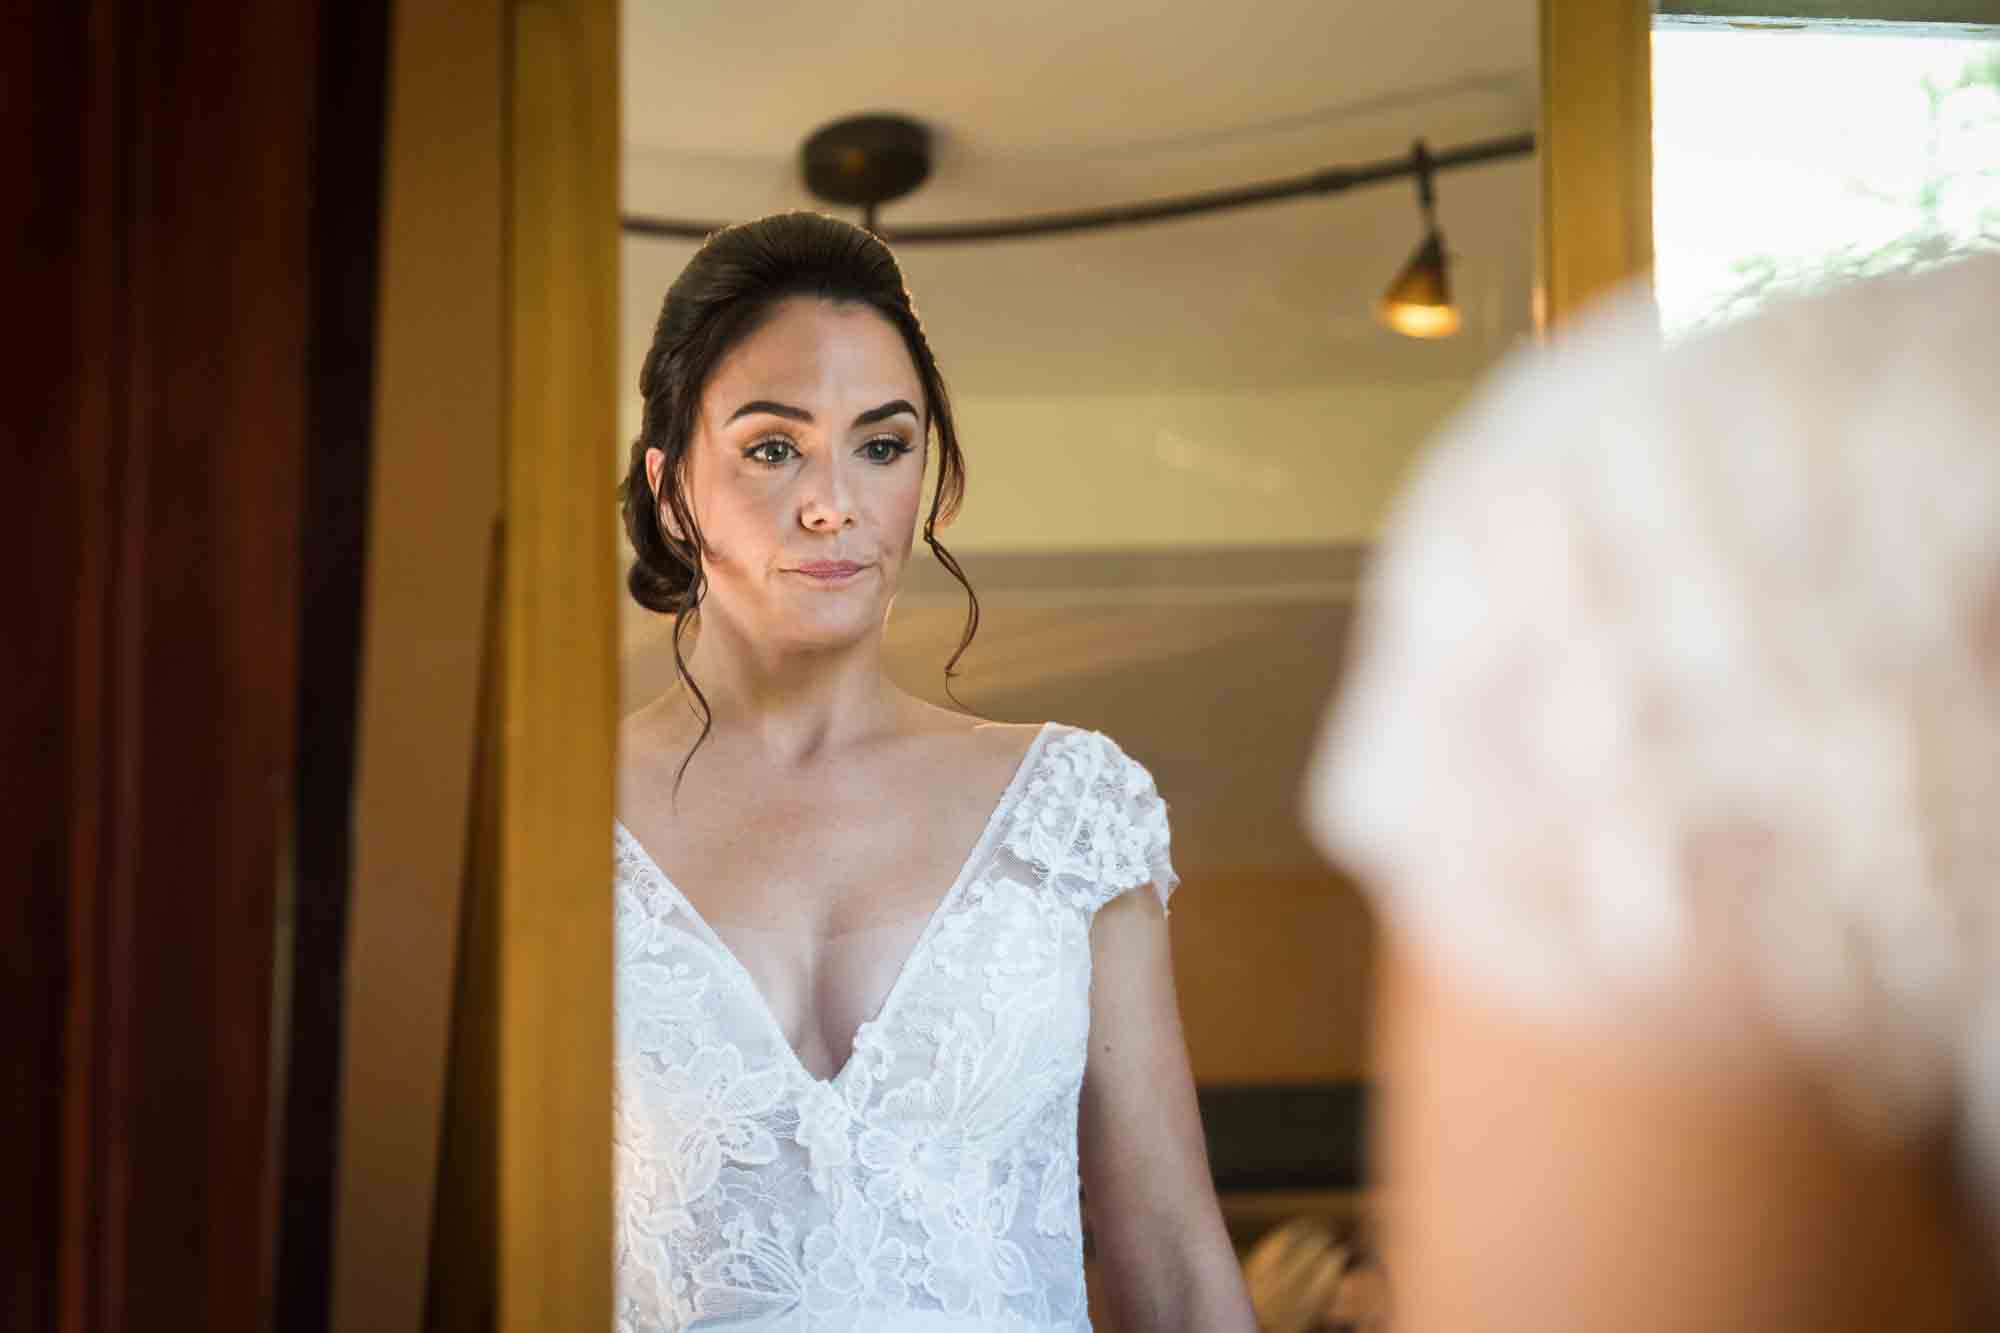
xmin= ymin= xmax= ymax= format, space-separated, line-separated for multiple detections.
xmin=725 ymin=398 xmax=920 ymax=428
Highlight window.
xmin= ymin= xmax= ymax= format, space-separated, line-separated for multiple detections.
xmin=1652 ymin=20 xmax=2000 ymax=336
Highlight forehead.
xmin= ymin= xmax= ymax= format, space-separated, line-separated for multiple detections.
xmin=701 ymin=297 xmax=922 ymax=414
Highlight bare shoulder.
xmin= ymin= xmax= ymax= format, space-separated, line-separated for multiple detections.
xmin=616 ymin=692 xmax=703 ymax=823
xmin=963 ymin=717 xmax=1050 ymax=766
xmin=904 ymin=704 xmax=1045 ymax=764
xmin=894 ymin=705 xmax=1049 ymax=803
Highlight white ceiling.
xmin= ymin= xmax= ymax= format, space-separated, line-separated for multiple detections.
xmin=621 ymin=0 xmax=1541 ymax=394
xmin=621 ymin=0 xmax=1535 ymax=177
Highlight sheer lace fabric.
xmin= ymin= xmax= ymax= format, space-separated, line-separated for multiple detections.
xmin=1309 ymin=261 xmax=2000 ymax=1206
xmin=615 ymin=724 xmax=1177 ymax=1332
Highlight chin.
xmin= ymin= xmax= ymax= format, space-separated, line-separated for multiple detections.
xmin=765 ymin=589 xmax=890 ymax=651
xmin=774 ymin=620 xmax=880 ymax=656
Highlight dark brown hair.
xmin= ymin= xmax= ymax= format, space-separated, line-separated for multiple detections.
xmin=621 ymin=211 xmax=979 ymax=764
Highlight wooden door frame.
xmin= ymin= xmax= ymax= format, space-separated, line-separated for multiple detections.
xmin=493 ymin=0 xmax=620 ymax=1325
xmin=428 ymin=3 xmax=620 ymax=1330
xmin=1539 ymin=0 xmax=1656 ymax=325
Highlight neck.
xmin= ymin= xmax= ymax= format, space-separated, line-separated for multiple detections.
xmin=673 ymin=610 xmax=907 ymax=762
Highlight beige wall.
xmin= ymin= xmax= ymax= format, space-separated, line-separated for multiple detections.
xmin=334 ymin=4 xmax=504 ymax=1332
xmin=1171 ymin=870 xmax=1377 ymax=1083
xmin=943 ymin=383 xmax=1475 ymax=550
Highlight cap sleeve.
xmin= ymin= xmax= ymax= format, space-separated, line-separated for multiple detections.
xmin=1005 ymin=727 xmax=1178 ymax=918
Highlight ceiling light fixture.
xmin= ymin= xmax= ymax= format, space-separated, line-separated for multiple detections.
xmin=1376 ymin=140 xmax=1462 ymax=339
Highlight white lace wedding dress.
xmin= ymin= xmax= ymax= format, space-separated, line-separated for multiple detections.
xmin=613 ymin=724 xmax=1177 ymax=1333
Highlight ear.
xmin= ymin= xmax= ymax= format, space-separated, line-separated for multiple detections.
xmin=644 ymin=446 xmax=688 ymax=542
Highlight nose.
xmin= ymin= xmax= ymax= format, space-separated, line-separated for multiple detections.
xmin=798 ymin=452 xmax=857 ymax=532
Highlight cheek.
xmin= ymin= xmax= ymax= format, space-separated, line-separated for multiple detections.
xmin=686 ymin=475 xmax=779 ymax=568
xmin=879 ymin=463 xmax=927 ymax=533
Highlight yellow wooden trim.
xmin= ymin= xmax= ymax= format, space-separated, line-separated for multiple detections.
xmin=1539 ymin=0 xmax=1656 ymax=326
xmin=334 ymin=2 xmax=504 ymax=1330
xmin=497 ymin=1 xmax=618 ymax=1329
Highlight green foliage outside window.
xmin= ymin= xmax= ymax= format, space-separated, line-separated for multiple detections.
xmin=1676 ymin=48 xmax=2000 ymax=335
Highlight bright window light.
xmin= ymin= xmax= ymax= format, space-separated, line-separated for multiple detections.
xmin=1652 ymin=25 xmax=2000 ymax=338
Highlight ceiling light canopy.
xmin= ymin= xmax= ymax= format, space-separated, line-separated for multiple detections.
xmin=801 ymin=114 xmax=932 ymax=232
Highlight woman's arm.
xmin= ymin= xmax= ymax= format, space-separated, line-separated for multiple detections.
xmin=1376 ymin=937 xmax=1982 ymax=1333
xmin=1079 ymin=888 xmax=1257 ymax=1333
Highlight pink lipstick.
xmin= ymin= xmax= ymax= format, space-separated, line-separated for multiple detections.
xmin=789 ymin=560 xmax=867 ymax=582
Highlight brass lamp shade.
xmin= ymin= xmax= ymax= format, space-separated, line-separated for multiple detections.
xmin=1376 ymin=229 xmax=1461 ymax=339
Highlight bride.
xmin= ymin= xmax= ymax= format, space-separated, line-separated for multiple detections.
xmin=613 ymin=212 xmax=1255 ymax=1332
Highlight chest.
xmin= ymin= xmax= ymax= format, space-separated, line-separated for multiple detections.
xmin=645 ymin=784 xmax=992 ymax=936
xmin=616 ymin=747 xmax=1035 ymax=1081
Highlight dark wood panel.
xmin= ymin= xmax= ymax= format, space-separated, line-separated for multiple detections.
xmin=99 ymin=4 xmax=319 ymax=1329
xmin=274 ymin=3 xmax=393 ymax=1331
xmin=2 ymin=5 xmax=98 ymax=1329
xmin=1199 ymin=1082 xmax=1372 ymax=1193
xmin=1657 ymin=1 xmax=2000 ymax=25
xmin=4 ymin=2 xmax=330 ymax=1330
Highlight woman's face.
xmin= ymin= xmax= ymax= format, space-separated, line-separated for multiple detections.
xmin=648 ymin=296 xmax=930 ymax=654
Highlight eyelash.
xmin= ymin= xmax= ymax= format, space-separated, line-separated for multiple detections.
xmin=742 ymin=435 xmax=915 ymax=466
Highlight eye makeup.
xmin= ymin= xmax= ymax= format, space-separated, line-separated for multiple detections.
xmin=739 ymin=434 xmax=916 ymax=467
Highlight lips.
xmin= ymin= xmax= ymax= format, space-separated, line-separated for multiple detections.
xmin=788 ymin=560 xmax=868 ymax=581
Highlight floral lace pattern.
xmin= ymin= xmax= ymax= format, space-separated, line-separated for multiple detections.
xmin=615 ymin=725 xmax=1177 ymax=1332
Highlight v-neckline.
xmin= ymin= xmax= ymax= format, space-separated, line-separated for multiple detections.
xmin=614 ymin=722 xmax=1055 ymax=1090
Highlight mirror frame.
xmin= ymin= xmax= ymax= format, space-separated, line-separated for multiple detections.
xmin=432 ymin=1 xmax=619 ymax=1330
